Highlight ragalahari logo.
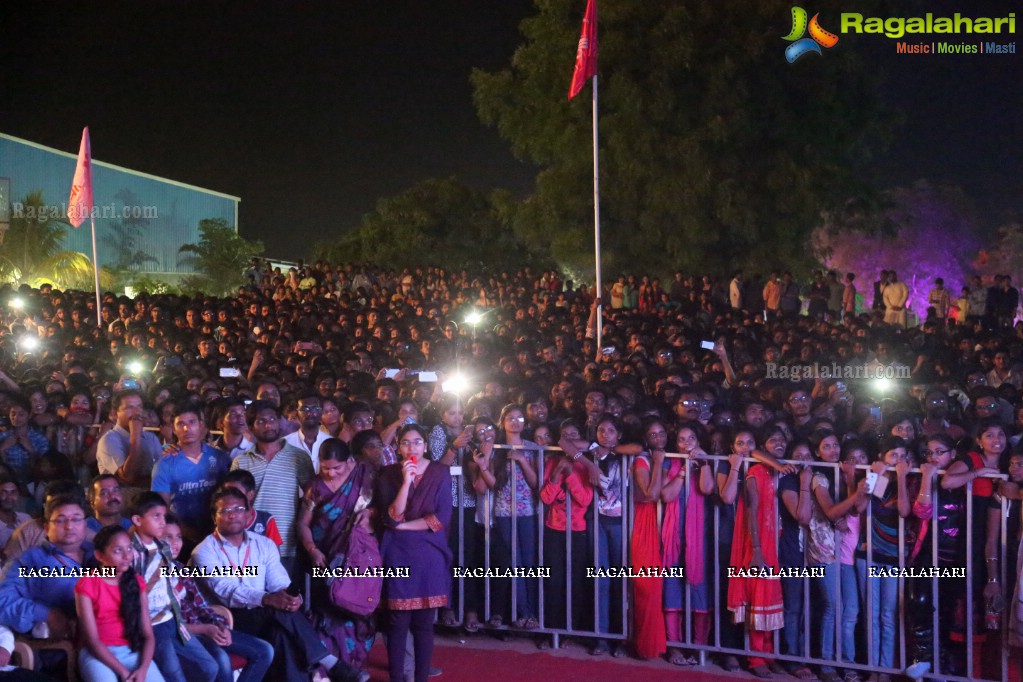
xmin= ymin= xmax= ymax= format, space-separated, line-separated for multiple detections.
xmin=783 ymin=7 xmax=839 ymax=62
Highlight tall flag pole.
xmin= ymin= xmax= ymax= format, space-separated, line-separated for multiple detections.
xmin=67 ymin=127 xmax=102 ymax=326
xmin=568 ymin=0 xmax=602 ymax=353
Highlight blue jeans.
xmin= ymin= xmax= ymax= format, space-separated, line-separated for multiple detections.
xmin=812 ymin=562 xmax=839 ymax=671
xmin=80 ymin=645 xmax=167 ymax=682
xmin=781 ymin=573 xmax=804 ymax=657
xmin=589 ymin=515 xmax=623 ymax=635
xmin=840 ymin=563 xmax=860 ymax=665
xmin=492 ymin=515 xmax=538 ymax=619
xmin=856 ymin=558 xmax=897 ymax=668
xmin=198 ymin=630 xmax=274 ymax=682
xmin=152 ymin=620 xmax=218 ymax=682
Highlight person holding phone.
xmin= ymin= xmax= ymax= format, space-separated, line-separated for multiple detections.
xmin=376 ymin=424 xmax=452 ymax=682
xmin=857 ymin=436 xmax=914 ymax=680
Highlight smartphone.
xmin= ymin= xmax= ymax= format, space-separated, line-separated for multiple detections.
xmin=865 ymin=470 xmax=878 ymax=494
xmin=384 ymin=368 xmax=400 ymax=379
xmin=700 ymin=340 xmax=715 ymax=350
xmin=869 ymin=406 xmax=882 ymax=421
xmin=285 ymin=584 xmax=301 ymax=597
xmin=418 ymin=371 xmax=438 ymax=383
xmin=219 ymin=367 xmax=241 ymax=378
xmin=601 ymin=346 xmax=616 ymax=356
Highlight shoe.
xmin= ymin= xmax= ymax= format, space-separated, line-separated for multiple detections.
xmin=327 ymin=662 xmax=361 ymax=682
xmin=429 ymin=667 xmax=442 ymax=677
xmin=904 ymin=661 xmax=931 ymax=680
xmin=723 ymin=655 xmax=741 ymax=672
xmin=589 ymin=639 xmax=610 ymax=655
xmin=611 ymin=643 xmax=627 ymax=658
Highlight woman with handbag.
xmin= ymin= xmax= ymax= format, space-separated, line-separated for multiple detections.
xmin=297 ymin=437 xmax=378 ymax=682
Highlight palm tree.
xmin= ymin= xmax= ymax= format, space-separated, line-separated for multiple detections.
xmin=0 ymin=191 xmax=97 ymax=289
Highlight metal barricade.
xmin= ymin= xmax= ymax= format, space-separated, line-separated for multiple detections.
xmin=445 ymin=447 xmax=1017 ymax=681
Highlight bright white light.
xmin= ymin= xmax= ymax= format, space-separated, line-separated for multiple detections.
xmin=19 ymin=336 xmax=39 ymax=351
xmin=875 ymin=378 xmax=891 ymax=393
xmin=9 ymin=298 xmax=24 ymax=310
xmin=465 ymin=311 xmax=482 ymax=325
xmin=442 ymin=374 xmax=469 ymax=394
xmin=128 ymin=361 xmax=144 ymax=375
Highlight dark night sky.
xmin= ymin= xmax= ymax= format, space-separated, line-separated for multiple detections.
xmin=1 ymin=0 xmax=1020 ymax=260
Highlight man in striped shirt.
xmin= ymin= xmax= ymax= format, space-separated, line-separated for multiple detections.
xmin=230 ymin=400 xmax=313 ymax=578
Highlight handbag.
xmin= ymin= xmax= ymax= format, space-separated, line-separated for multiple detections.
xmin=327 ymin=521 xmax=383 ymax=616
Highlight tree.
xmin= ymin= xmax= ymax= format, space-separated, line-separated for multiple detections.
xmin=471 ymin=0 xmax=892 ymax=276
xmin=0 ymin=191 xmax=97 ymax=289
xmin=313 ymin=177 xmax=550 ymax=271
xmin=178 ymin=219 xmax=263 ymax=296
xmin=812 ymin=181 xmax=984 ymax=313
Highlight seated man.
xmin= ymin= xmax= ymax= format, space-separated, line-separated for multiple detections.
xmin=0 ymin=476 xmax=30 ymax=558
xmin=2 ymin=481 xmax=84 ymax=565
xmin=0 ymin=494 xmax=93 ymax=640
xmin=190 ymin=488 xmax=359 ymax=682
xmin=84 ymin=474 xmax=132 ymax=534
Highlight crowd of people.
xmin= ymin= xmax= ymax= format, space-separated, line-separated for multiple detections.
xmin=0 ymin=260 xmax=1020 ymax=682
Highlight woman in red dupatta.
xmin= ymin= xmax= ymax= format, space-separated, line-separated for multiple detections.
xmin=630 ymin=419 xmax=667 ymax=659
xmin=728 ymin=427 xmax=786 ymax=678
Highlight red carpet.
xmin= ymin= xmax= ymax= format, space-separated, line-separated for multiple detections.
xmin=364 ymin=632 xmax=751 ymax=682
xmin=364 ymin=632 xmax=1023 ymax=682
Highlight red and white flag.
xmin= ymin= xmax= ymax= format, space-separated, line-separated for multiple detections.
xmin=568 ymin=0 xmax=597 ymax=99
xmin=67 ymin=127 xmax=93 ymax=228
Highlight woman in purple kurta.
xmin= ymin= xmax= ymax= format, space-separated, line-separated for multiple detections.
xmin=376 ymin=424 xmax=453 ymax=682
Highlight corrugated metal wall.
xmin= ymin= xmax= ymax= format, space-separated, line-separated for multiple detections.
xmin=0 ymin=134 xmax=239 ymax=274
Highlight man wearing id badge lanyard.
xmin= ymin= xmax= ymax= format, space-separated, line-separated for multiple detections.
xmin=191 ymin=488 xmax=359 ymax=682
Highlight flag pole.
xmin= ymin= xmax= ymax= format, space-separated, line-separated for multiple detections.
xmin=592 ymin=73 xmax=603 ymax=352
xmin=89 ymin=213 xmax=101 ymax=326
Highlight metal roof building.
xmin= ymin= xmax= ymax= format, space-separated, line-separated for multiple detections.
xmin=0 ymin=132 xmax=239 ymax=278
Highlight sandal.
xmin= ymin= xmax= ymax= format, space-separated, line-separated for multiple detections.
xmin=589 ymin=639 xmax=609 ymax=656
xmin=487 ymin=614 xmax=504 ymax=627
xmin=439 ymin=609 xmax=457 ymax=627
xmin=463 ymin=618 xmax=481 ymax=633
xmin=790 ymin=665 xmax=817 ymax=680
xmin=751 ymin=664 xmax=773 ymax=679
xmin=723 ymin=655 xmax=741 ymax=672
xmin=516 ymin=617 xmax=539 ymax=630
xmin=768 ymin=661 xmax=787 ymax=675
xmin=669 ymin=649 xmax=694 ymax=666
xmin=611 ymin=643 xmax=627 ymax=658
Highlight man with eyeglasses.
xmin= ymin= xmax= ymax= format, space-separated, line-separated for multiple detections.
xmin=232 ymin=401 xmax=313 ymax=577
xmin=191 ymin=488 xmax=359 ymax=682
xmin=338 ymin=401 xmax=376 ymax=448
xmin=284 ymin=394 xmax=332 ymax=473
xmin=0 ymin=494 xmax=92 ymax=640
xmin=785 ymin=387 xmax=814 ymax=431
xmin=919 ymin=389 xmax=967 ymax=440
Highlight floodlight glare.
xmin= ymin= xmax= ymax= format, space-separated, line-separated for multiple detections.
xmin=9 ymin=298 xmax=24 ymax=310
xmin=465 ymin=311 xmax=482 ymax=326
xmin=875 ymin=377 xmax=891 ymax=393
xmin=19 ymin=336 xmax=39 ymax=351
xmin=128 ymin=361 xmax=144 ymax=375
xmin=442 ymin=373 xmax=469 ymax=394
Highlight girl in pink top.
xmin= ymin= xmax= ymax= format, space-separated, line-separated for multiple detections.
xmin=75 ymin=525 xmax=163 ymax=682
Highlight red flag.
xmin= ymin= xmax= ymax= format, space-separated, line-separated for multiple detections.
xmin=67 ymin=127 xmax=93 ymax=228
xmin=568 ymin=0 xmax=597 ymax=99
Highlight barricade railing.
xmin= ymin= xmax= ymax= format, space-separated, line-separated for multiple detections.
xmin=445 ymin=445 xmax=1016 ymax=681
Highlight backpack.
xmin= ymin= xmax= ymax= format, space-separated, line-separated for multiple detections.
xmin=327 ymin=524 xmax=383 ymax=616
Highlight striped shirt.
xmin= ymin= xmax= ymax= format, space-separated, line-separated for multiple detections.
xmin=230 ymin=440 xmax=313 ymax=558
